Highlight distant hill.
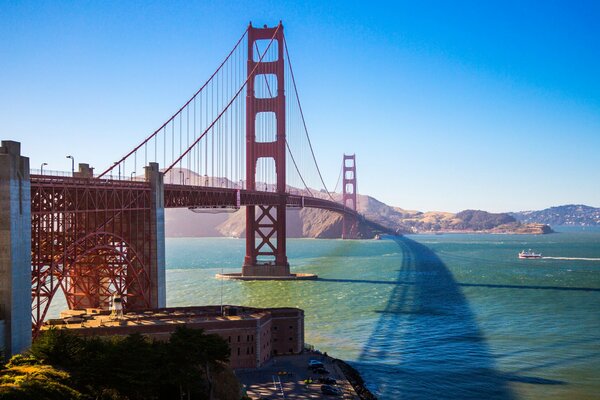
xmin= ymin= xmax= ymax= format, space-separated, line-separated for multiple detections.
xmin=454 ymin=210 xmax=516 ymax=230
xmin=373 ymin=207 xmax=551 ymax=234
xmin=510 ymin=204 xmax=600 ymax=226
xmin=164 ymin=172 xmax=552 ymax=237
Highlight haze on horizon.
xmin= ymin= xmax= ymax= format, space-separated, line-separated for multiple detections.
xmin=1 ymin=1 xmax=598 ymax=213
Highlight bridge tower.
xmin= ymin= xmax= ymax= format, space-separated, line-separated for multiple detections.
xmin=242 ymin=22 xmax=290 ymax=276
xmin=342 ymin=154 xmax=359 ymax=239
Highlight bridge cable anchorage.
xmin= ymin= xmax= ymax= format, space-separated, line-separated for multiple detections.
xmin=164 ymin=25 xmax=281 ymax=173
xmin=97 ymin=26 xmax=249 ymax=178
xmin=253 ymin=41 xmax=314 ymax=197
xmin=283 ymin=38 xmax=336 ymax=202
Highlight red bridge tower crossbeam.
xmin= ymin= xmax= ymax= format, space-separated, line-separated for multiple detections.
xmin=243 ymin=23 xmax=290 ymax=276
xmin=342 ymin=154 xmax=359 ymax=239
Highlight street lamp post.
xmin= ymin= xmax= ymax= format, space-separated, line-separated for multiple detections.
xmin=130 ymin=171 xmax=136 ymax=180
xmin=66 ymin=155 xmax=74 ymax=176
xmin=40 ymin=163 xmax=48 ymax=175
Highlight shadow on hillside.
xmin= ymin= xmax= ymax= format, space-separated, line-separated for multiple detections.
xmin=353 ymin=236 xmax=517 ymax=399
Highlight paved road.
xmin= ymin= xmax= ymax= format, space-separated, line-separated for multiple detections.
xmin=236 ymin=352 xmax=359 ymax=399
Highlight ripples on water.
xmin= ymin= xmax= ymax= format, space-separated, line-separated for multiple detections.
xmin=48 ymin=228 xmax=600 ymax=399
xmin=358 ymin=237 xmax=514 ymax=399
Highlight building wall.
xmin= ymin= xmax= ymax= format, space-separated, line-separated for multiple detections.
xmin=270 ymin=308 xmax=304 ymax=355
xmin=61 ymin=313 xmax=274 ymax=369
xmin=43 ymin=306 xmax=304 ymax=369
xmin=256 ymin=318 xmax=272 ymax=367
xmin=206 ymin=321 xmax=262 ymax=369
xmin=0 ymin=141 xmax=32 ymax=356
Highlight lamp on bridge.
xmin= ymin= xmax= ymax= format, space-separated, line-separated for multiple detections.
xmin=40 ymin=162 xmax=47 ymax=175
xmin=66 ymin=155 xmax=74 ymax=176
xmin=130 ymin=171 xmax=136 ymax=180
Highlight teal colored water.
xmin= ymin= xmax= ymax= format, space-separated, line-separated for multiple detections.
xmin=48 ymin=228 xmax=600 ymax=398
xmin=165 ymin=229 xmax=600 ymax=399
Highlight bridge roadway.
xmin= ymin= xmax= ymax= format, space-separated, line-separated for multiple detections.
xmin=30 ymin=174 xmax=395 ymax=235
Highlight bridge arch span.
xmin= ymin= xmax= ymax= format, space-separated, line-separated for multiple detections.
xmin=32 ymin=230 xmax=153 ymax=334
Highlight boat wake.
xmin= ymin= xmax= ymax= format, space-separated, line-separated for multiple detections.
xmin=542 ymin=256 xmax=600 ymax=261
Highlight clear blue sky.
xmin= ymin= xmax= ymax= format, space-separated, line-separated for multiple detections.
xmin=1 ymin=1 xmax=599 ymax=212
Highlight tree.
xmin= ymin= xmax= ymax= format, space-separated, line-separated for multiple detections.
xmin=0 ymin=361 xmax=83 ymax=400
xmin=19 ymin=326 xmax=231 ymax=399
xmin=167 ymin=326 xmax=230 ymax=400
xmin=29 ymin=328 xmax=84 ymax=369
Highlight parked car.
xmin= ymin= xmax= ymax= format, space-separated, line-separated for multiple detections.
xmin=308 ymin=359 xmax=324 ymax=368
xmin=314 ymin=367 xmax=330 ymax=375
xmin=318 ymin=377 xmax=337 ymax=385
xmin=321 ymin=385 xmax=342 ymax=395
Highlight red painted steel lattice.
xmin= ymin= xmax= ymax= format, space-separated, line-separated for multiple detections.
xmin=244 ymin=23 xmax=289 ymax=269
xmin=342 ymin=154 xmax=359 ymax=239
xmin=30 ymin=175 xmax=153 ymax=335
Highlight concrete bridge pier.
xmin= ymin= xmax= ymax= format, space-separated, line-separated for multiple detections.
xmin=0 ymin=141 xmax=32 ymax=356
xmin=145 ymin=162 xmax=166 ymax=308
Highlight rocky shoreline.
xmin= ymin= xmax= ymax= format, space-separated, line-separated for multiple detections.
xmin=332 ymin=358 xmax=377 ymax=400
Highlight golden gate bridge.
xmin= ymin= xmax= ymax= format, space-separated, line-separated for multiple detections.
xmin=0 ymin=23 xmax=395 ymax=354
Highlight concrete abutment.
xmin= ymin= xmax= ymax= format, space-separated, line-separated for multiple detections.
xmin=0 ymin=141 xmax=32 ymax=356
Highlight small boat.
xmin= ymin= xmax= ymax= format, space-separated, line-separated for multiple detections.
xmin=519 ymin=249 xmax=542 ymax=259
xmin=374 ymin=234 xmax=381 ymax=240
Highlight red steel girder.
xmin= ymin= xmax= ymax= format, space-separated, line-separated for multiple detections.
xmin=244 ymin=23 xmax=288 ymax=269
xmin=342 ymin=154 xmax=359 ymax=239
xmin=30 ymin=175 xmax=155 ymax=336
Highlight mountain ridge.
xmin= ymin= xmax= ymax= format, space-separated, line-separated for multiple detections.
xmin=165 ymin=190 xmax=574 ymax=238
xmin=510 ymin=204 xmax=600 ymax=226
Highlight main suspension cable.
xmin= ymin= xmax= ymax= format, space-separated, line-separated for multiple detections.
xmin=283 ymin=37 xmax=336 ymax=201
xmin=98 ymin=27 xmax=249 ymax=178
xmin=165 ymin=25 xmax=281 ymax=173
xmin=333 ymin=162 xmax=343 ymax=194
xmin=253 ymin=41 xmax=313 ymax=196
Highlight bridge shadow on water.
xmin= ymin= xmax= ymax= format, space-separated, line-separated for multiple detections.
xmin=354 ymin=236 xmax=517 ymax=399
xmin=317 ymin=279 xmax=600 ymax=293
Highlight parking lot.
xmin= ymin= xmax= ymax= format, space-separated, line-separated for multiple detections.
xmin=236 ymin=352 xmax=360 ymax=399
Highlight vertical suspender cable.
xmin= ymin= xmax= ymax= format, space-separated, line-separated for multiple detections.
xmin=98 ymin=28 xmax=248 ymax=178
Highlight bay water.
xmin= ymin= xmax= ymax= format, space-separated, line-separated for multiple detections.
xmin=166 ymin=228 xmax=600 ymax=399
xmin=49 ymin=227 xmax=600 ymax=398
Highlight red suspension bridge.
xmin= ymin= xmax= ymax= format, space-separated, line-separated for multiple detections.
xmin=0 ymin=23 xmax=395 ymax=346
